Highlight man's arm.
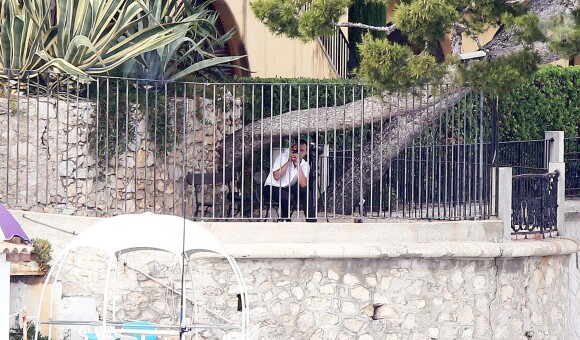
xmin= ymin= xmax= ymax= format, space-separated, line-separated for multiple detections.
xmin=297 ymin=162 xmax=309 ymax=187
xmin=273 ymin=153 xmax=291 ymax=181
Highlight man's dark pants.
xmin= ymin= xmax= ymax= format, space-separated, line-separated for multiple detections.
xmin=263 ymin=184 xmax=316 ymax=220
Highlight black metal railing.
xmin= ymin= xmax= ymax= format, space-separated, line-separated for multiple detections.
xmin=565 ymin=137 xmax=580 ymax=197
xmin=319 ymin=29 xmax=350 ymax=78
xmin=511 ymin=171 xmax=559 ymax=237
xmin=0 ymin=70 xmax=495 ymax=221
xmin=497 ymin=139 xmax=552 ymax=175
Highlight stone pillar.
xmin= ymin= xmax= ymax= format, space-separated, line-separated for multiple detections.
xmin=545 ymin=131 xmax=565 ymax=236
xmin=0 ymin=254 xmax=10 ymax=338
xmin=495 ymin=167 xmax=513 ymax=241
xmin=545 ymin=131 xmax=565 ymax=164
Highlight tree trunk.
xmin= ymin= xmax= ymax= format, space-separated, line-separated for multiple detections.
xmin=222 ymin=89 xmax=451 ymax=170
xmin=219 ymin=0 xmax=576 ymax=216
xmin=321 ymin=88 xmax=470 ymax=215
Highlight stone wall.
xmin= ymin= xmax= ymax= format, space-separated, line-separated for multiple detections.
xmin=0 ymin=94 xmax=242 ymax=217
xmin=11 ymin=212 xmax=575 ymax=340
xmin=564 ymin=202 xmax=580 ymax=339
xmin=16 ymin=249 xmax=572 ymax=340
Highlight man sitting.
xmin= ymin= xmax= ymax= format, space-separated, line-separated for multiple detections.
xmin=263 ymin=139 xmax=317 ymax=222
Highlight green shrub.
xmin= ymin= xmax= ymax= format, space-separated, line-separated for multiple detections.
xmin=10 ymin=322 xmax=49 ymax=340
xmin=499 ymin=65 xmax=580 ymax=140
xmin=31 ymin=238 xmax=52 ymax=273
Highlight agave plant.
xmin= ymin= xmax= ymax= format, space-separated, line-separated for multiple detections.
xmin=0 ymin=0 xmax=190 ymax=82
xmin=0 ymin=0 xmax=47 ymax=79
xmin=123 ymin=0 xmax=245 ymax=86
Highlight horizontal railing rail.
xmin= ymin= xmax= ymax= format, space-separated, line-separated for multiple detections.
xmin=0 ymin=69 xmax=495 ymax=221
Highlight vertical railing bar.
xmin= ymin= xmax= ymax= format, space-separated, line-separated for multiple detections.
xmin=94 ymin=79 xmax=100 ymax=216
xmin=250 ymin=84 xmax=256 ymax=220
xmin=468 ymin=92 xmax=474 ymax=218
xmin=123 ymin=79 xmax=129 ymax=213
xmin=341 ymin=85 xmax=346 ymax=216
xmin=5 ymin=70 xmax=10 ymax=204
xmin=143 ymin=86 xmax=149 ymax=212
xmin=426 ymin=85 xmax=432 ymax=218
xmin=291 ymin=84 xmax=296 ymax=221
xmin=16 ymin=76 xmax=21 ymax=205
xmin=394 ymin=91 xmax=400 ymax=218
xmin=84 ymin=80 xmax=91 ymax=214
xmin=55 ymin=75 xmax=61 ymax=209
xmin=211 ymin=84 xmax=217 ymax=219
xmin=377 ymin=87 xmax=384 ymax=217
xmin=152 ymin=88 xmax=158 ymax=213
xmin=74 ymin=78 xmax=80 ymax=212
xmin=332 ymin=85 xmax=338 ymax=219
xmin=191 ymin=83 xmax=198 ymax=219
xmin=276 ymin=84 xmax=282 ymax=220
xmin=133 ymin=81 xmax=139 ymax=215
xmin=443 ymin=84 xmax=449 ymax=218
xmin=416 ymin=87 xmax=422 ymax=218
xmin=24 ymin=77 xmax=30 ymax=206
xmin=423 ymin=84 xmax=429 ymax=218
xmin=358 ymin=86 xmax=364 ymax=218
xmin=403 ymin=91 xmax=409 ymax=218
xmin=238 ymin=85 xmax=245 ymax=220
xmin=478 ymin=92 xmax=485 ymax=217
xmin=181 ymin=83 xmax=187 ymax=218
xmin=162 ymin=83 xmax=168 ymax=214
xmin=222 ymin=84 xmax=227 ymax=219
xmin=201 ymin=84 xmax=207 ymax=219
xmin=322 ymin=84 xmax=328 ymax=219
xmin=296 ymin=84 xmax=301 ymax=220
xmin=369 ymin=86 xmax=375 ymax=217
xmin=350 ymin=86 xmax=355 ymax=215
xmin=260 ymin=85 xmax=264 ymax=219
xmin=62 ymin=77 xmax=69 ymax=210
xmin=103 ymin=78 xmax=110 ymax=215
xmin=114 ymin=79 xmax=119 ymax=214
xmin=35 ymin=77 xmax=40 ymax=208
xmin=172 ymin=84 xmax=178 ymax=215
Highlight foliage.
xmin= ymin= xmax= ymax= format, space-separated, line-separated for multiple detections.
xmin=250 ymin=0 xmax=579 ymax=93
xmin=251 ymin=0 xmax=350 ymax=41
xmin=347 ymin=0 xmax=387 ymax=71
xmin=9 ymin=322 xmax=49 ymax=340
xmin=0 ymin=0 xmax=47 ymax=78
xmin=358 ymin=34 xmax=448 ymax=92
xmin=546 ymin=8 xmax=580 ymax=58
xmin=0 ymin=0 xmax=186 ymax=81
xmin=32 ymin=238 xmax=52 ymax=272
xmin=123 ymin=0 xmax=245 ymax=86
xmin=498 ymin=65 xmax=580 ymax=141
xmin=392 ymin=0 xmax=459 ymax=45
xmin=457 ymin=49 xmax=541 ymax=97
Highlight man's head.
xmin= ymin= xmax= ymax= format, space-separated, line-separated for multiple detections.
xmin=293 ymin=139 xmax=309 ymax=159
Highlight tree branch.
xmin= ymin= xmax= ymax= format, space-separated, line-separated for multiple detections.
xmin=334 ymin=22 xmax=397 ymax=35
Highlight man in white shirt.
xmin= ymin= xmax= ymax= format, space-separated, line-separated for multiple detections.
xmin=263 ymin=139 xmax=317 ymax=222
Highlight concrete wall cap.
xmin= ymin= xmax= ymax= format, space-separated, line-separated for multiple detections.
xmin=224 ymin=238 xmax=580 ymax=259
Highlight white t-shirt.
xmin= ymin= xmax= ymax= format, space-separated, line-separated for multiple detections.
xmin=264 ymin=151 xmax=310 ymax=188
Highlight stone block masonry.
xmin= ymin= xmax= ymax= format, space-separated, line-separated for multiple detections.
xmin=10 ymin=212 xmax=578 ymax=340
xmin=0 ymin=95 xmax=243 ymax=217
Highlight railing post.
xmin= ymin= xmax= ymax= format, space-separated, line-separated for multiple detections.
xmin=494 ymin=167 xmax=513 ymax=241
xmin=546 ymin=131 xmax=565 ymax=235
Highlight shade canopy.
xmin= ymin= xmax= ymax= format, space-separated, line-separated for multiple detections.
xmin=0 ymin=203 xmax=30 ymax=243
xmin=63 ymin=212 xmax=230 ymax=258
